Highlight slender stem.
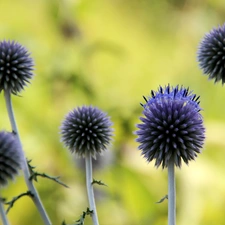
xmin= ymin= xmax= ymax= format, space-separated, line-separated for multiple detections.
xmin=85 ymin=153 xmax=99 ymax=225
xmin=4 ymin=90 xmax=52 ymax=225
xmin=0 ymin=195 xmax=10 ymax=225
xmin=168 ymin=158 xmax=176 ymax=225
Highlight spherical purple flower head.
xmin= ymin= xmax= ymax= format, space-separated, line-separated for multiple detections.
xmin=0 ymin=131 xmax=23 ymax=187
xmin=136 ymin=85 xmax=205 ymax=168
xmin=197 ymin=24 xmax=225 ymax=84
xmin=61 ymin=106 xmax=113 ymax=157
xmin=0 ymin=40 xmax=34 ymax=95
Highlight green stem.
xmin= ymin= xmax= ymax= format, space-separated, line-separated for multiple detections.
xmin=168 ymin=158 xmax=176 ymax=225
xmin=0 ymin=195 xmax=10 ymax=225
xmin=85 ymin=153 xmax=99 ymax=225
xmin=4 ymin=90 xmax=52 ymax=225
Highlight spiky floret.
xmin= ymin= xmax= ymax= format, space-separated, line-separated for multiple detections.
xmin=197 ymin=24 xmax=225 ymax=84
xmin=136 ymin=85 xmax=205 ymax=168
xmin=142 ymin=85 xmax=201 ymax=110
xmin=60 ymin=106 xmax=113 ymax=157
xmin=0 ymin=131 xmax=23 ymax=186
xmin=0 ymin=40 xmax=34 ymax=95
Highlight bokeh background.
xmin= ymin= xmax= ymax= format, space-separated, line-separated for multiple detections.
xmin=0 ymin=0 xmax=225 ymax=224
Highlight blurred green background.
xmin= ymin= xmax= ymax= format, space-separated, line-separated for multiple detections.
xmin=0 ymin=0 xmax=225 ymax=224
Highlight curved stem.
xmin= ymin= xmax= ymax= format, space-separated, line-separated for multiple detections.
xmin=168 ymin=158 xmax=176 ymax=225
xmin=0 ymin=195 xmax=10 ymax=225
xmin=4 ymin=90 xmax=52 ymax=225
xmin=85 ymin=153 xmax=99 ymax=225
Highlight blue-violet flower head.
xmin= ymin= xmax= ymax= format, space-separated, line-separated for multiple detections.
xmin=0 ymin=131 xmax=24 ymax=187
xmin=61 ymin=106 xmax=113 ymax=157
xmin=136 ymin=85 xmax=205 ymax=168
xmin=198 ymin=23 xmax=225 ymax=84
xmin=0 ymin=40 xmax=34 ymax=95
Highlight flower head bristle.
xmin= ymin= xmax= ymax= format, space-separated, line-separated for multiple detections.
xmin=0 ymin=131 xmax=23 ymax=187
xmin=60 ymin=106 xmax=113 ymax=157
xmin=136 ymin=85 xmax=205 ymax=169
xmin=0 ymin=40 xmax=34 ymax=95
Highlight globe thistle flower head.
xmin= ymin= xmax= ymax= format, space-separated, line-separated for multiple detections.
xmin=0 ymin=131 xmax=23 ymax=187
xmin=61 ymin=106 xmax=113 ymax=157
xmin=0 ymin=40 xmax=34 ymax=95
xmin=136 ymin=85 xmax=205 ymax=169
xmin=197 ymin=24 xmax=225 ymax=84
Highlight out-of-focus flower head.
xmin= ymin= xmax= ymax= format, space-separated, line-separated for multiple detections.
xmin=0 ymin=40 xmax=34 ymax=95
xmin=198 ymin=23 xmax=225 ymax=84
xmin=60 ymin=106 xmax=113 ymax=157
xmin=0 ymin=131 xmax=23 ymax=187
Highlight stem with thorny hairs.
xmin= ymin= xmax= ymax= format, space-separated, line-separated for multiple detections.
xmin=4 ymin=90 xmax=52 ymax=225
xmin=0 ymin=195 xmax=9 ymax=225
xmin=85 ymin=152 xmax=99 ymax=225
xmin=168 ymin=158 xmax=176 ymax=225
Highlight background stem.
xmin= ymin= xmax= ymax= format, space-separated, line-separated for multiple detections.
xmin=4 ymin=90 xmax=52 ymax=225
xmin=85 ymin=153 xmax=99 ymax=225
xmin=168 ymin=158 xmax=176 ymax=225
xmin=0 ymin=195 xmax=9 ymax=225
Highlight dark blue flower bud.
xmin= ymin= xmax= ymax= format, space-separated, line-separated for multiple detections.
xmin=0 ymin=40 xmax=34 ymax=94
xmin=61 ymin=106 xmax=113 ymax=157
xmin=0 ymin=131 xmax=23 ymax=186
xmin=198 ymin=24 xmax=225 ymax=84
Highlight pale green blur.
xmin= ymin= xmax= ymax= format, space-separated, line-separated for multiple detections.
xmin=0 ymin=0 xmax=224 ymax=225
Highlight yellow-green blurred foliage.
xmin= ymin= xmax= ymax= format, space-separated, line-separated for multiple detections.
xmin=0 ymin=0 xmax=225 ymax=224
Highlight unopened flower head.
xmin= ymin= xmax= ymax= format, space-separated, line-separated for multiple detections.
xmin=0 ymin=40 xmax=34 ymax=95
xmin=61 ymin=106 xmax=113 ymax=157
xmin=198 ymin=23 xmax=225 ymax=84
xmin=136 ymin=85 xmax=205 ymax=168
xmin=0 ymin=131 xmax=23 ymax=186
